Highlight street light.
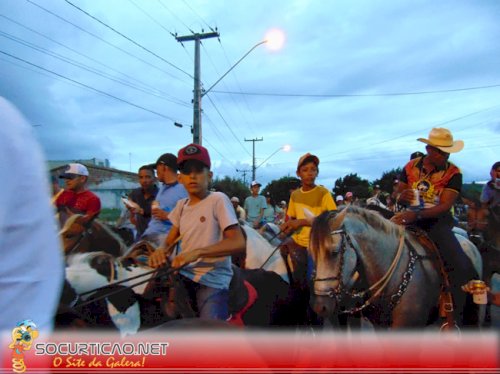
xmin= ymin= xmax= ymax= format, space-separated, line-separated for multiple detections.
xmin=256 ymin=144 xmax=291 ymax=172
xmin=174 ymin=122 xmax=193 ymax=134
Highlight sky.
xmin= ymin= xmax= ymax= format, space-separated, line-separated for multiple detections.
xmin=1 ymin=0 xmax=499 ymax=189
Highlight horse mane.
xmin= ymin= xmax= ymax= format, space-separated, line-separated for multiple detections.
xmin=60 ymin=214 xmax=127 ymax=256
xmin=309 ymin=206 xmax=400 ymax=261
xmin=345 ymin=205 xmax=399 ymax=236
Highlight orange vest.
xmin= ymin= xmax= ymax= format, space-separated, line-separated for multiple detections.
xmin=404 ymin=157 xmax=461 ymax=207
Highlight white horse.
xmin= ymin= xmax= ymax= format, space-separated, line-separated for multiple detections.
xmin=65 ymin=252 xmax=155 ymax=336
xmin=241 ymin=223 xmax=289 ymax=283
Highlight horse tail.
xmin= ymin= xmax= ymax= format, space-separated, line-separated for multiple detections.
xmin=310 ymin=210 xmax=336 ymax=260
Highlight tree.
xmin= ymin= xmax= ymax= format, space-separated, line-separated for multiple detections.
xmin=211 ymin=176 xmax=249 ymax=203
xmin=372 ymin=167 xmax=402 ymax=194
xmin=262 ymin=176 xmax=301 ymax=205
xmin=333 ymin=173 xmax=370 ymax=199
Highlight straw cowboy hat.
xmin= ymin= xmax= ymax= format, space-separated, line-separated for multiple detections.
xmin=417 ymin=127 xmax=464 ymax=153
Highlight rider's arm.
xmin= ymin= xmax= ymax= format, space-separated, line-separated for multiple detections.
xmin=171 ymin=224 xmax=245 ymax=268
xmin=148 ymin=225 xmax=180 ymax=268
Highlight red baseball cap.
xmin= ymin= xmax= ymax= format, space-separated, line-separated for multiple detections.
xmin=177 ymin=143 xmax=211 ymax=169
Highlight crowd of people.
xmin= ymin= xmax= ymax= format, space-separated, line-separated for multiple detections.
xmin=1 ymin=93 xmax=498 ymax=337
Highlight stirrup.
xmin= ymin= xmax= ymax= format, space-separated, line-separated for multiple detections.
xmin=440 ymin=321 xmax=461 ymax=335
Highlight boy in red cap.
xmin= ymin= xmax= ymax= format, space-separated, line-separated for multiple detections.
xmin=149 ymin=144 xmax=245 ymax=320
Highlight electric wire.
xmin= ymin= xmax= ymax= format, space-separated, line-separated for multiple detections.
xmin=64 ymin=0 xmax=193 ymax=80
xmin=181 ymin=0 xmax=216 ymax=33
xmin=201 ymin=43 xmax=252 ymax=140
xmin=157 ymin=0 xmax=195 ymax=34
xmin=211 ymin=83 xmax=500 ymax=98
xmin=204 ymin=94 xmax=252 ymax=157
xmin=25 ymin=0 xmax=186 ymax=83
xmin=0 ymin=49 xmax=179 ymax=122
xmin=0 ymin=30 xmax=191 ymax=108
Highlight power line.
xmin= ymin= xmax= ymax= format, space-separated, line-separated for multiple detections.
xmin=64 ymin=0 xmax=193 ymax=80
xmin=211 ymin=83 xmax=500 ymax=98
xmin=0 ymin=13 xmax=168 ymax=96
xmin=181 ymin=0 xmax=216 ymax=33
xmin=0 ymin=30 xmax=191 ymax=108
xmin=157 ymin=0 xmax=195 ymax=34
xmin=0 ymin=49 xmax=179 ymax=122
xmin=25 ymin=0 xmax=186 ymax=83
xmin=201 ymin=43 xmax=252 ymax=140
xmin=205 ymin=94 xmax=252 ymax=157
xmin=323 ymin=103 xmax=500 ymax=159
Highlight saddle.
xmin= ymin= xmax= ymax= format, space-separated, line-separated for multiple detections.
xmin=405 ymin=226 xmax=456 ymax=330
xmin=164 ymin=265 xmax=258 ymax=325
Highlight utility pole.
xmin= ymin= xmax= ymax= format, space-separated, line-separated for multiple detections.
xmin=244 ymin=137 xmax=263 ymax=181
xmin=176 ymin=31 xmax=219 ymax=145
xmin=236 ymin=169 xmax=252 ymax=185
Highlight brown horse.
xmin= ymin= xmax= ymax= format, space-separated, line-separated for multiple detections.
xmin=59 ymin=214 xmax=126 ymax=257
xmin=309 ymin=206 xmax=482 ymax=329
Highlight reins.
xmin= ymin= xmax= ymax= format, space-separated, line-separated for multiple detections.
xmin=313 ymin=223 xmax=414 ymax=314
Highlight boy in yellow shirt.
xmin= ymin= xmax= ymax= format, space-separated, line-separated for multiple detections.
xmin=280 ymin=153 xmax=337 ymax=324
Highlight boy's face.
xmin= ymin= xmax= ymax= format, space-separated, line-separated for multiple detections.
xmin=179 ymin=161 xmax=212 ymax=195
xmin=296 ymin=162 xmax=318 ymax=185
xmin=138 ymin=169 xmax=155 ymax=189
xmin=251 ymin=185 xmax=260 ymax=195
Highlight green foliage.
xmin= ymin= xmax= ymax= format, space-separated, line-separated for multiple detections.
xmin=333 ymin=173 xmax=371 ymax=199
xmin=212 ymin=176 xmax=250 ymax=202
xmin=372 ymin=167 xmax=402 ymax=194
xmin=461 ymin=183 xmax=483 ymax=204
xmin=99 ymin=208 xmax=121 ymax=223
xmin=262 ymin=176 xmax=302 ymax=205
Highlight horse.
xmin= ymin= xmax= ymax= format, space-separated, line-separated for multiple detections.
xmin=59 ymin=214 xmax=127 ymax=257
xmin=63 ymin=251 xmax=170 ymax=335
xmin=62 ymin=223 xmax=299 ymax=334
xmin=309 ymin=206 xmax=482 ymax=329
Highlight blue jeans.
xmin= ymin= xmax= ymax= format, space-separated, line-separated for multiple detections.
xmin=180 ymin=276 xmax=229 ymax=320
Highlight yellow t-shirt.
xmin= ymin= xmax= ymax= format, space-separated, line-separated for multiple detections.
xmin=287 ymin=185 xmax=337 ymax=247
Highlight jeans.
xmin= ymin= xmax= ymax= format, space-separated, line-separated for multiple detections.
xmin=418 ymin=214 xmax=478 ymax=326
xmin=180 ymin=276 xmax=229 ymax=320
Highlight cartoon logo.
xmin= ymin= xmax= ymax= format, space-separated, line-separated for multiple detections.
xmin=8 ymin=320 xmax=38 ymax=373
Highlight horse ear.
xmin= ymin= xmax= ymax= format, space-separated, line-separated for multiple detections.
xmin=330 ymin=207 xmax=347 ymax=230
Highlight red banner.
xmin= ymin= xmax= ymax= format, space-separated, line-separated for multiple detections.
xmin=1 ymin=331 xmax=498 ymax=373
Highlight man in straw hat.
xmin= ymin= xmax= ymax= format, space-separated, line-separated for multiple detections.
xmin=391 ymin=127 xmax=478 ymax=327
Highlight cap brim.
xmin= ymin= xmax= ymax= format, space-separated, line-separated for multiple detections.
xmin=59 ymin=173 xmax=81 ymax=179
xmin=417 ymin=138 xmax=464 ymax=153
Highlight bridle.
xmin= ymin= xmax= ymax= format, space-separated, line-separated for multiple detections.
xmin=313 ymin=222 xmax=419 ymax=314
xmin=64 ymin=223 xmax=93 ymax=255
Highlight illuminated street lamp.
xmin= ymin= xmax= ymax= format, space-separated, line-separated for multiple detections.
xmin=255 ymin=144 xmax=291 ymax=176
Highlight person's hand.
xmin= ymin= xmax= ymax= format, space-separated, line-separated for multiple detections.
xmin=280 ymin=220 xmax=301 ymax=236
xmin=252 ymin=219 xmax=261 ymax=229
xmin=171 ymin=251 xmax=199 ymax=269
xmin=397 ymin=189 xmax=417 ymax=207
xmin=461 ymin=280 xmax=490 ymax=295
xmin=152 ymin=207 xmax=169 ymax=220
xmin=390 ymin=210 xmax=417 ymax=226
xmin=148 ymin=247 xmax=168 ymax=268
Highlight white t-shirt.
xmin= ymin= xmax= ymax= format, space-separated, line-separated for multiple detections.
xmin=169 ymin=192 xmax=238 ymax=289
xmin=0 ymin=98 xmax=64 ymax=338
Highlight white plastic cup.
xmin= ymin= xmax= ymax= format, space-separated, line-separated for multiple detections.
xmin=410 ymin=189 xmax=420 ymax=207
xmin=151 ymin=200 xmax=160 ymax=210
xmin=470 ymin=280 xmax=488 ymax=305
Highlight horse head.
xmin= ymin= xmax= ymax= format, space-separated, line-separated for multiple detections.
xmin=309 ymin=208 xmax=358 ymax=318
xmin=60 ymin=214 xmax=126 ymax=257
